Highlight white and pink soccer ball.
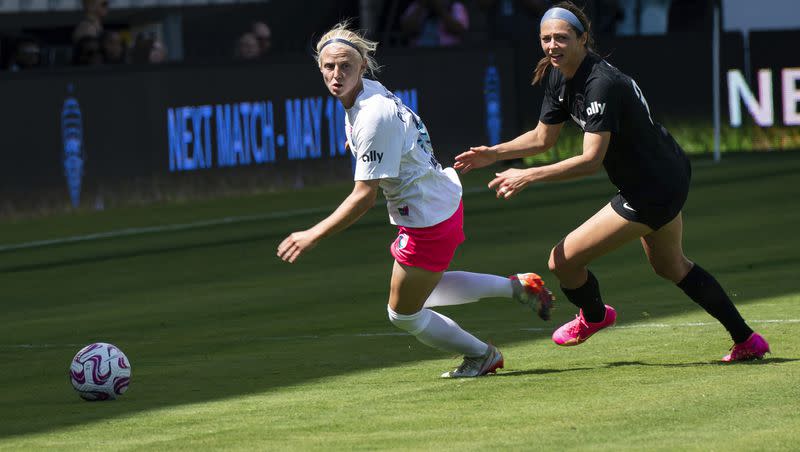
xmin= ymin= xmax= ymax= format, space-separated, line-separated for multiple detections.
xmin=69 ymin=342 xmax=131 ymax=401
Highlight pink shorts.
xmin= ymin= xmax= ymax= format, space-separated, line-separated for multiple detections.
xmin=390 ymin=201 xmax=465 ymax=272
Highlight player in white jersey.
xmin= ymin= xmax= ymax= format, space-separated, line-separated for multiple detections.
xmin=346 ymin=77 xmax=462 ymax=229
xmin=277 ymin=22 xmax=555 ymax=378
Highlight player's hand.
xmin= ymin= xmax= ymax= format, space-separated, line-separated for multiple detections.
xmin=277 ymin=230 xmax=319 ymax=263
xmin=488 ymin=168 xmax=531 ymax=199
xmin=454 ymin=146 xmax=497 ymax=174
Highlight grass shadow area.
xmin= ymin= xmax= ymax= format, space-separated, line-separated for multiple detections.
xmin=0 ymin=151 xmax=799 ymax=439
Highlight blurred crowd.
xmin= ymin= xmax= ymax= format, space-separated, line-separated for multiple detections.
xmin=2 ymin=0 xmax=708 ymax=71
xmin=234 ymin=21 xmax=272 ymax=61
xmin=7 ymin=0 xmax=170 ymax=70
xmin=387 ymin=0 xmax=677 ymax=48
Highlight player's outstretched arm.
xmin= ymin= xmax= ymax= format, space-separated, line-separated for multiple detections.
xmin=454 ymin=122 xmax=563 ymax=173
xmin=277 ymin=179 xmax=380 ymax=263
xmin=453 ymin=145 xmax=498 ymax=173
xmin=489 ymin=131 xmax=609 ymax=199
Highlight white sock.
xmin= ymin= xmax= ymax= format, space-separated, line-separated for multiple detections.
xmin=388 ymin=306 xmax=488 ymax=357
xmin=423 ymin=271 xmax=512 ymax=308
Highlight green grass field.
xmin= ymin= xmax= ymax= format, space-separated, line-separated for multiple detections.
xmin=1 ymin=151 xmax=799 ymax=451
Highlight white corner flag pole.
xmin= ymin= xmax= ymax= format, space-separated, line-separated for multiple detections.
xmin=712 ymin=0 xmax=722 ymax=163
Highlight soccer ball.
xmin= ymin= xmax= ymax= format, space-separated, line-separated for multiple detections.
xmin=69 ymin=342 xmax=131 ymax=401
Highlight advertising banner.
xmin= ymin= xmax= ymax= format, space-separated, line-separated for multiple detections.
xmin=0 ymin=33 xmax=797 ymax=215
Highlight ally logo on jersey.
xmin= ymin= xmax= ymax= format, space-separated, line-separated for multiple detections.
xmin=586 ymin=101 xmax=606 ymax=116
xmin=360 ymin=150 xmax=384 ymax=163
xmin=571 ymin=98 xmax=606 ymax=130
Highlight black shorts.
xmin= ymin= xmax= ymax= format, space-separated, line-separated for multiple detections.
xmin=610 ymin=191 xmax=687 ymax=231
xmin=611 ymin=143 xmax=691 ymax=230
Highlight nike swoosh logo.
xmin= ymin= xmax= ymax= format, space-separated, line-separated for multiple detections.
xmin=622 ymin=202 xmax=637 ymax=212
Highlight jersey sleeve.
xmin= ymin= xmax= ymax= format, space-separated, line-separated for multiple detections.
xmin=539 ymin=69 xmax=568 ymax=125
xmin=351 ymin=109 xmax=403 ymax=181
xmin=582 ymin=75 xmax=620 ymax=134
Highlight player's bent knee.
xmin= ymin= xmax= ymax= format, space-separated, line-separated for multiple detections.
xmin=547 ymin=248 xmax=562 ymax=274
xmin=549 ymin=254 xmax=578 ymax=278
xmin=650 ymin=262 xmax=687 ymax=283
xmin=387 ymin=305 xmax=431 ymax=335
xmin=547 ymin=256 xmax=557 ymax=274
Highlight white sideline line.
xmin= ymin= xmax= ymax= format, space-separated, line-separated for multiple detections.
xmin=0 ymin=187 xmax=496 ymax=253
xmin=0 ymin=207 xmax=330 ymax=252
xmin=3 ymin=319 xmax=798 ymax=349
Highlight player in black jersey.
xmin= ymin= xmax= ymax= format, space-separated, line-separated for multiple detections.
xmin=455 ymin=1 xmax=770 ymax=361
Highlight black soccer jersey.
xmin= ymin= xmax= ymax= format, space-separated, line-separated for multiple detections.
xmin=539 ymin=53 xmax=690 ymax=207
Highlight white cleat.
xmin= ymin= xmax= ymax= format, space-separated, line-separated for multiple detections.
xmin=441 ymin=344 xmax=504 ymax=378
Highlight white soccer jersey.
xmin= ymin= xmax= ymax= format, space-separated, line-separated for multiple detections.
xmin=345 ymin=78 xmax=462 ymax=228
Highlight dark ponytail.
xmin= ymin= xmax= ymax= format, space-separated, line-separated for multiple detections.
xmin=531 ymin=1 xmax=595 ymax=85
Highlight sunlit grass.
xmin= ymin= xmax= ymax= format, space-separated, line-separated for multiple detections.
xmin=0 ymin=151 xmax=798 ymax=450
xmin=523 ymin=120 xmax=800 ymax=165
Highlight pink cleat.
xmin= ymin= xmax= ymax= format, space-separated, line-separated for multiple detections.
xmin=552 ymin=305 xmax=616 ymax=346
xmin=722 ymin=332 xmax=770 ymax=362
xmin=510 ymin=273 xmax=555 ymax=321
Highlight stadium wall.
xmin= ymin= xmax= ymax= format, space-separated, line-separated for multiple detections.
xmin=0 ymin=46 xmax=518 ymax=215
xmin=0 ymin=32 xmax=797 ymax=216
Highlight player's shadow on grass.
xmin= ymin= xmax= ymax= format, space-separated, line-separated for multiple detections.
xmin=494 ymin=367 xmax=595 ymax=377
xmin=604 ymin=357 xmax=797 ymax=368
xmin=495 ymin=357 xmax=798 ymax=377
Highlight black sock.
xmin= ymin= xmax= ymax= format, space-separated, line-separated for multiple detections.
xmin=561 ymin=270 xmax=606 ymax=323
xmin=677 ymin=264 xmax=753 ymax=343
